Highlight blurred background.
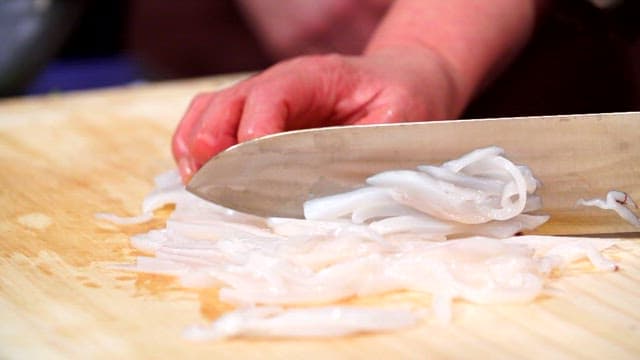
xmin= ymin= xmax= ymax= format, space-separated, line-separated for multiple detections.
xmin=0 ymin=0 xmax=638 ymax=118
xmin=0 ymin=0 xmax=273 ymax=97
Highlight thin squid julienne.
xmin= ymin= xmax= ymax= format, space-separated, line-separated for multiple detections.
xmin=99 ymin=147 xmax=619 ymax=340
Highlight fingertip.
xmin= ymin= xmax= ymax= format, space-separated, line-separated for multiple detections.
xmin=178 ymin=157 xmax=196 ymax=184
xmin=172 ymin=92 xmax=214 ymax=162
xmin=190 ymin=131 xmax=238 ymax=169
xmin=172 ymin=132 xmax=188 ymax=163
xmin=185 ymin=91 xmax=246 ymax=169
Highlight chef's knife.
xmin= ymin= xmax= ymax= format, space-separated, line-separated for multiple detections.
xmin=188 ymin=112 xmax=640 ymax=235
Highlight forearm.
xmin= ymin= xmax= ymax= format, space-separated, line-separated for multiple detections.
xmin=365 ymin=0 xmax=548 ymax=116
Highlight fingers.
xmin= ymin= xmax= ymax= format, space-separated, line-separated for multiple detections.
xmin=237 ymin=87 xmax=288 ymax=142
xmin=172 ymin=89 xmax=246 ymax=183
xmin=172 ymin=92 xmax=213 ymax=181
xmin=188 ymin=93 xmax=245 ymax=169
xmin=173 ymin=72 xmax=307 ymax=182
xmin=237 ymin=57 xmax=347 ymax=140
xmin=172 ymin=53 xmax=415 ymax=183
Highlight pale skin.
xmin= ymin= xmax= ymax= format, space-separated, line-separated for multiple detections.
xmin=173 ymin=0 xmax=548 ymax=182
xmin=236 ymin=0 xmax=392 ymax=58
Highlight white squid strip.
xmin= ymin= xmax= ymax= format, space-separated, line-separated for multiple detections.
xmin=351 ymin=202 xmax=425 ymax=224
xmin=417 ymin=164 xmax=504 ymax=193
xmin=172 ymin=194 xmax=267 ymax=227
xmin=469 ymin=214 xmax=549 ymax=238
xmin=268 ymin=217 xmax=362 ymax=237
xmin=369 ymin=214 xmax=548 ymax=239
xmin=523 ymin=195 xmax=543 ymax=213
xmin=141 ymin=187 xmax=185 ymax=214
xmin=369 ymin=215 xmax=457 ymax=236
xmin=577 ymin=190 xmax=640 ymax=227
xmin=179 ymin=271 xmax=222 ymax=288
xmin=94 ymin=212 xmax=153 ymax=225
xmin=303 ymin=187 xmax=393 ymax=220
xmin=504 ymin=235 xmax=618 ymax=271
xmin=152 ymin=169 xmax=181 ymax=189
xmin=130 ymin=230 xmax=168 ymax=253
xmin=517 ymin=165 xmax=541 ymax=193
xmin=478 ymin=156 xmax=527 ymax=221
xmin=184 ymin=306 xmax=418 ymax=340
xmin=368 ymin=170 xmax=493 ymax=224
xmin=100 ymin=147 xmax=622 ymax=341
xmin=442 ymin=146 xmax=504 ymax=172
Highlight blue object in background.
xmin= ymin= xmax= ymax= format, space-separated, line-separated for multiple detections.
xmin=26 ymin=55 xmax=144 ymax=95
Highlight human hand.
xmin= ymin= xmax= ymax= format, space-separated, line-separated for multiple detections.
xmin=172 ymin=48 xmax=462 ymax=182
xmin=236 ymin=0 xmax=392 ymax=59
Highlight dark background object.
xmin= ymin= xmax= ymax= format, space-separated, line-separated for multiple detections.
xmin=1 ymin=0 xmax=266 ymax=97
xmin=126 ymin=0 xmax=270 ymax=80
xmin=56 ymin=0 xmax=125 ymax=58
xmin=24 ymin=0 xmax=143 ymax=95
xmin=464 ymin=0 xmax=640 ymax=118
xmin=0 ymin=0 xmax=85 ymax=96
xmin=1 ymin=0 xmax=638 ymax=118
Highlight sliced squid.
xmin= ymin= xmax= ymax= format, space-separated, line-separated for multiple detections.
xmin=577 ymin=190 xmax=640 ymax=227
xmin=99 ymin=147 xmax=620 ymax=341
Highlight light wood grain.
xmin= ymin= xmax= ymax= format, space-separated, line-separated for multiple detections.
xmin=1 ymin=77 xmax=639 ymax=359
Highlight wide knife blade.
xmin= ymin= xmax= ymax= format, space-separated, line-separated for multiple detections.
xmin=188 ymin=112 xmax=640 ymax=235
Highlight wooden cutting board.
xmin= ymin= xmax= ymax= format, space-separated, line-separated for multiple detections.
xmin=1 ymin=76 xmax=639 ymax=359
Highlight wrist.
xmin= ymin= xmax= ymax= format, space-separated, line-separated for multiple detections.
xmin=364 ymin=0 xmax=544 ymax=118
xmin=364 ymin=46 xmax=466 ymax=120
